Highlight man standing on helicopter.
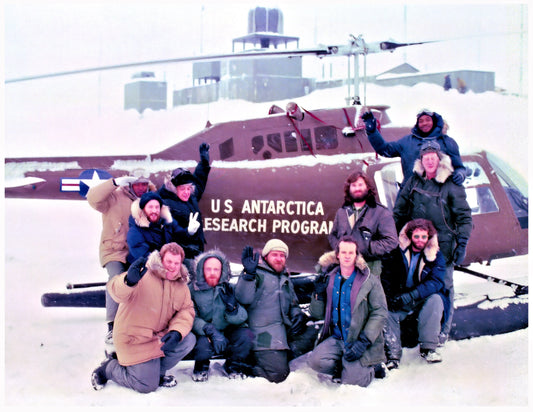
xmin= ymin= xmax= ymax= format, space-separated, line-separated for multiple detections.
xmin=361 ymin=108 xmax=467 ymax=188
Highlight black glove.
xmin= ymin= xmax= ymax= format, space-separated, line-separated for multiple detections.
xmin=125 ymin=256 xmax=148 ymax=286
xmin=160 ymin=330 xmax=182 ymax=352
xmin=290 ymin=312 xmax=309 ymax=335
xmin=453 ymin=241 xmax=468 ymax=265
xmin=241 ymin=246 xmax=259 ymax=280
xmin=203 ymin=323 xmax=228 ymax=355
xmin=361 ymin=111 xmax=377 ymax=134
xmin=219 ymin=282 xmax=238 ymax=314
xmin=199 ymin=142 xmax=210 ymax=164
xmin=344 ymin=332 xmax=371 ymax=362
xmin=313 ymin=274 xmax=328 ymax=301
xmin=452 ymin=169 xmax=466 ymax=185
xmin=390 ymin=289 xmax=420 ymax=311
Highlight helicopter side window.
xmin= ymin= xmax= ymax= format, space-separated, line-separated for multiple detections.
xmin=284 ymin=131 xmax=298 ymax=152
xmin=463 ymin=161 xmax=499 ymax=216
xmin=219 ymin=137 xmax=235 ymax=160
xmin=314 ymin=126 xmax=338 ymax=150
xmin=374 ymin=163 xmax=404 ymax=210
xmin=252 ymin=135 xmax=264 ymax=155
xmin=299 ymin=129 xmax=312 ymax=151
xmin=267 ymin=133 xmax=282 ymax=153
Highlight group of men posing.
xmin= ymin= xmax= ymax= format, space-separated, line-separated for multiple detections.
xmin=88 ymin=108 xmax=472 ymax=393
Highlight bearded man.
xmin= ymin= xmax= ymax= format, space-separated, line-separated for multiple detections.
xmin=328 ymin=170 xmax=398 ymax=276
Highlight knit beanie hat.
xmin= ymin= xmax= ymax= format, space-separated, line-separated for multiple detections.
xmin=419 ymin=140 xmax=442 ymax=159
xmin=262 ymin=239 xmax=289 ymax=258
xmin=139 ymin=192 xmax=163 ymax=209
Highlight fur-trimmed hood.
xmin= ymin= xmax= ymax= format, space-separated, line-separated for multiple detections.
xmin=145 ymin=249 xmax=190 ymax=283
xmin=316 ymin=250 xmax=369 ymax=274
xmin=130 ymin=198 xmax=174 ymax=228
xmin=413 ymin=152 xmax=454 ymax=183
xmin=190 ymin=248 xmax=232 ymax=290
xmin=398 ymin=223 xmax=439 ymax=262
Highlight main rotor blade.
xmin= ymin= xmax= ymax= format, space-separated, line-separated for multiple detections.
xmin=5 ymin=48 xmax=330 ymax=84
xmin=5 ymin=38 xmax=435 ymax=84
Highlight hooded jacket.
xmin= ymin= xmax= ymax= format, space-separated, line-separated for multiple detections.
xmin=158 ymin=159 xmax=210 ymax=259
xmin=380 ymin=225 xmax=450 ymax=321
xmin=87 ymin=178 xmax=156 ymax=266
xmin=366 ymin=111 xmax=466 ymax=187
xmin=126 ymin=199 xmax=190 ymax=264
xmin=189 ymin=249 xmax=248 ymax=335
xmin=310 ymin=251 xmax=387 ymax=367
xmin=235 ymin=260 xmax=303 ymax=351
xmin=108 ymin=249 xmax=194 ymax=367
xmin=393 ymin=153 xmax=472 ymax=263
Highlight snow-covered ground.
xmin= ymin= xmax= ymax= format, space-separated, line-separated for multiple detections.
xmin=3 ymin=76 xmax=530 ymax=408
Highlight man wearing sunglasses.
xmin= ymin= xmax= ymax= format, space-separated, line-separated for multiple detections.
xmin=380 ymin=218 xmax=448 ymax=368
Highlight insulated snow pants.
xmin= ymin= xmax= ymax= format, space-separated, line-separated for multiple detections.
xmin=307 ymin=336 xmax=374 ymax=387
xmin=105 ymin=332 xmax=196 ymax=393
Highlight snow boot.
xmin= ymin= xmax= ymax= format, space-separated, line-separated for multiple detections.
xmin=385 ymin=359 xmax=400 ymax=370
xmin=91 ymin=352 xmax=115 ymax=390
xmin=159 ymin=375 xmax=177 ymax=388
xmin=105 ymin=322 xmax=114 ymax=345
xmin=420 ymin=348 xmax=442 ymax=363
xmin=192 ymin=359 xmax=210 ymax=382
xmin=373 ymin=362 xmax=387 ymax=379
xmin=223 ymin=360 xmax=248 ymax=380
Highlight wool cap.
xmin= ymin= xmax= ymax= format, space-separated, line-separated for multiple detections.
xmin=262 ymin=239 xmax=289 ymax=258
xmin=139 ymin=192 xmax=163 ymax=209
xmin=419 ymin=140 xmax=442 ymax=159
xmin=171 ymin=168 xmax=198 ymax=187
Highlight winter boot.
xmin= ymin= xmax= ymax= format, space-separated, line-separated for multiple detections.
xmin=159 ymin=374 xmax=177 ymax=388
xmin=192 ymin=359 xmax=210 ymax=382
xmin=91 ymin=352 xmax=115 ymax=390
xmin=105 ymin=322 xmax=114 ymax=345
xmin=385 ymin=359 xmax=400 ymax=370
xmin=373 ymin=362 xmax=387 ymax=379
xmin=223 ymin=360 xmax=248 ymax=380
xmin=420 ymin=348 xmax=442 ymax=363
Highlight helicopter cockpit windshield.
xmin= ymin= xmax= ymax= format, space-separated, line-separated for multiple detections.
xmin=486 ymin=152 xmax=528 ymax=229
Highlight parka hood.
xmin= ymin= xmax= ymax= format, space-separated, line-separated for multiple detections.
xmin=191 ymin=249 xmax=232 ymax=290
xmin=130 ymin=198 xmax=174 ymax=228
xmin=398 ymin=223 xmax=439 ymax=262
xmin=145 ymin=249 xmax=190 ymax=283
xmin=413 ymin=153 xmax=454 ymax=184
xmin=411 ymin=111 xmax=444 ymax=138
xmin=317 ymin=250 xmax=370 ymax=275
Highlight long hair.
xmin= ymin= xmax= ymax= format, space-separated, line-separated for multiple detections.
xmin=343 ymin=170 xmax=377 ymax=207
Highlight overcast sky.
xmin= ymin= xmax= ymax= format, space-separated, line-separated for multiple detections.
xmin=2 ymin=0 xmax=529 ymax=94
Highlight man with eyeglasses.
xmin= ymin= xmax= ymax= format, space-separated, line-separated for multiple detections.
xmin=380 ymin=218 xmax=448 ymax=367
xmin=361 ymin=108 xmax=467 ymax=188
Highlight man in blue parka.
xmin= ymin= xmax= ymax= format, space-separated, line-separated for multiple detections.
xmin=361 ymin=108 xmax=467 ymax=187
xmin=380 ymin=219 xmax=449 ymax=368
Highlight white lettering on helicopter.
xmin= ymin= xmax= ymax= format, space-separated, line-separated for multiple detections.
xmin=241 ymin=199 xmax=324 ymax=216
xmin=204 ymin=199 xmax=332 ymax=235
